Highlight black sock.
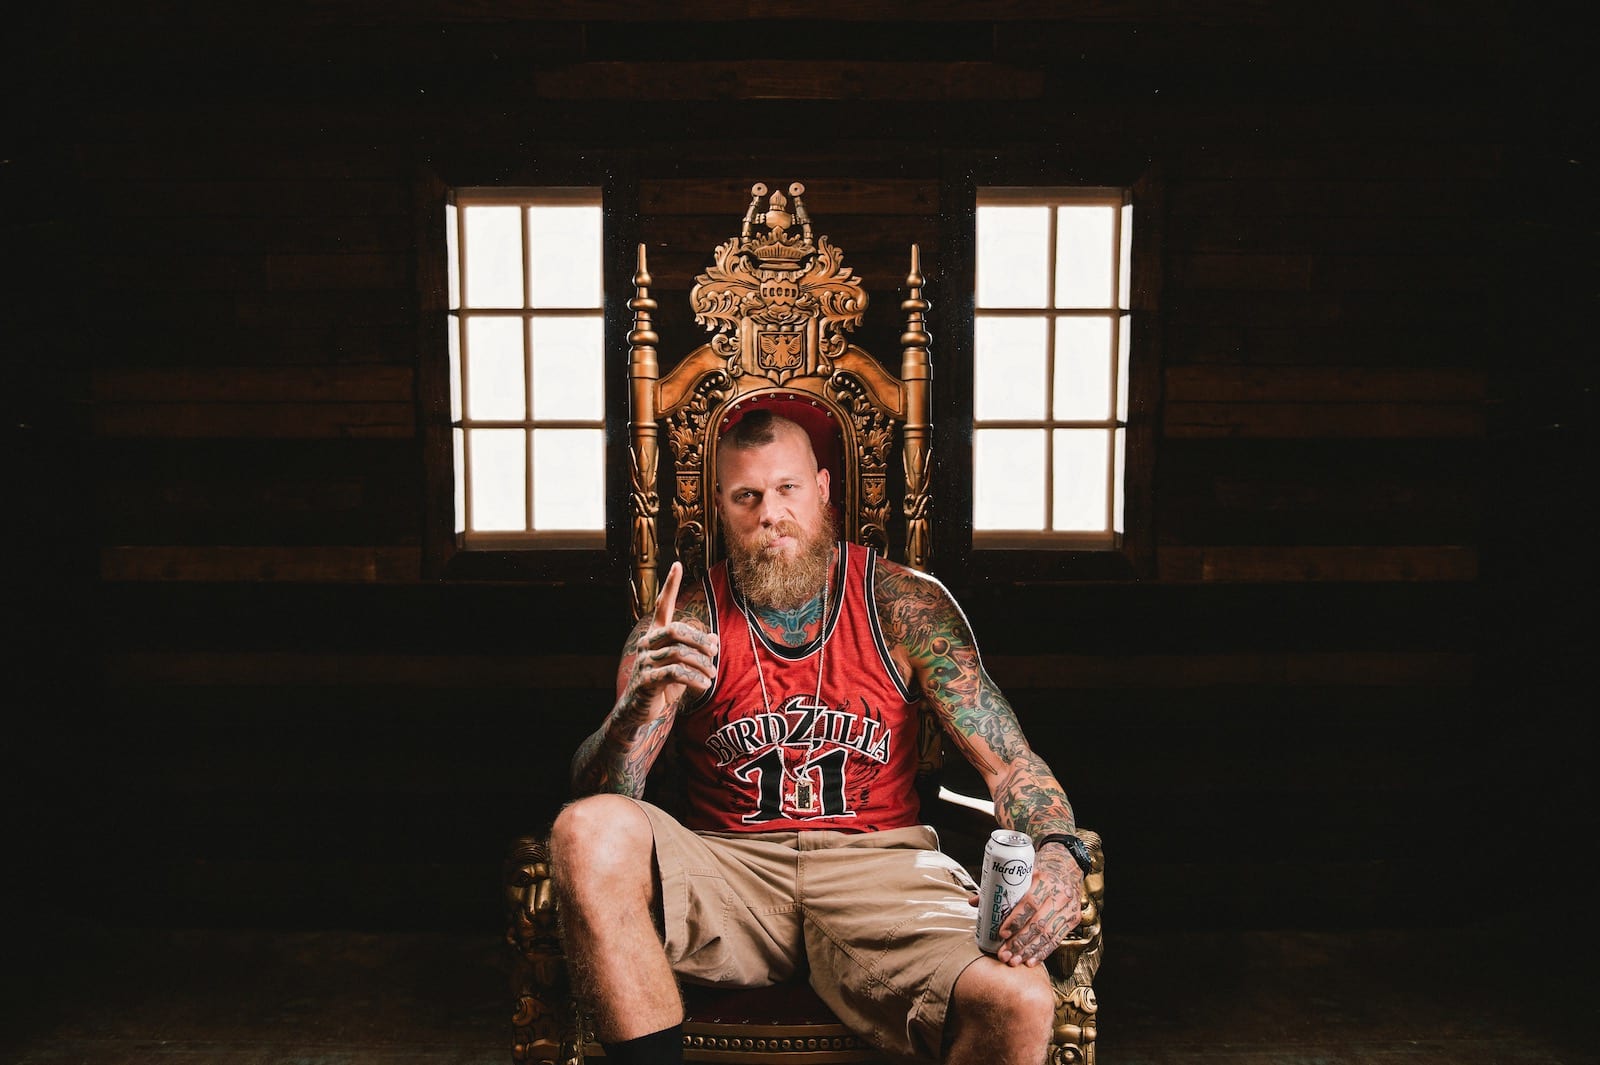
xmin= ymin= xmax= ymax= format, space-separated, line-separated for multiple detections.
xmin=601 ymin=1024 xmax=684 ymax=1065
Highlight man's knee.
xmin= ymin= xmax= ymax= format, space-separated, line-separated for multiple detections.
xmin=548 ymin=794 xmax=655 ymax=898
xmin=952 ymin=960 xmax=1056 ymax=1048
xmin=1008 ymin=971 xmax=1057 ymax=1035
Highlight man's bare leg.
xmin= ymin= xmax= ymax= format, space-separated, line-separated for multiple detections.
xmin=944 ymin=956 xmax=1056 ymax=1065
xmin=548 ymin=794 xmax=682 ymax=1041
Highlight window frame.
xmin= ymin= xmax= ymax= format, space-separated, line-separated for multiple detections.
xmin=448 ymin=186 xmax=608 ymax=551
xmin=938 ymin=155 xmax=1164 ymax=581
xmin=972 ymin=186 xmax=1131 ymax=550
xmin=416 ymin=158 xmax=638 ymax=583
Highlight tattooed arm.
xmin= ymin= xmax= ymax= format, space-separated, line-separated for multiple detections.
xmin=875 ymin=559 xmax=1084 ymax=965
xmin=570 ymin=562 xmax=719 ymax=798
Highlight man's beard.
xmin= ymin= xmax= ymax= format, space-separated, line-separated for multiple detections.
xmin=726 ymin=508 xmax=839 ymax=612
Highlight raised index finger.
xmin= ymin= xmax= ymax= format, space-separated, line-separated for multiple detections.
xmin=653 ymin=561 xmax=684 ymax=629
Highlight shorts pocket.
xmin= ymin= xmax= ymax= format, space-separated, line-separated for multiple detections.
xmin=946 ymin=861 xmax=980 ymax=895
xmin=671 ymin=871 xmax=735 ymax=978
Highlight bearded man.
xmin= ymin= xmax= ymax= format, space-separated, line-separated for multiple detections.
xmin=550 ymin=410 xmax=1087 ymax=1065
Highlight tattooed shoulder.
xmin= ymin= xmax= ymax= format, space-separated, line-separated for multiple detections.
xmin=873 ymin=558 xmax=965 ymax=652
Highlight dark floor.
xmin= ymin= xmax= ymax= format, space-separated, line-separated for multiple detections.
xmin=2 ymin=910 xmax=1594 ymax=1065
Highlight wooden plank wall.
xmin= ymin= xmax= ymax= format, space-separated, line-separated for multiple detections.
xmin=9 ymin=3 xmax=1586 ymax=937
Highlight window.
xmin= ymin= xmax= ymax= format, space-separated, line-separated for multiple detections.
xmin=973 ymin=188 xmax=1132 ymax=549
xmin=445 ymin=188 xmax=606 ymax=549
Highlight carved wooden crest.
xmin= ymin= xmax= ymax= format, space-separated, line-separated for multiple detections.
xmin=689 ymin=182 xmax=868 ymax=386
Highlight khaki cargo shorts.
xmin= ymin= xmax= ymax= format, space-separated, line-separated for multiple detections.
xmin=631 ymin=798 xmax=987 ymax=1062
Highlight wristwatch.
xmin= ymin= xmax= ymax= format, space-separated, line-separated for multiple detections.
xmin=1035 ymin=833 xmax=1093 ymax=875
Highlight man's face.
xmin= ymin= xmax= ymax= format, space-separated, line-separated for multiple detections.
xmin=716 ymin=426 xmax=834 ymax=610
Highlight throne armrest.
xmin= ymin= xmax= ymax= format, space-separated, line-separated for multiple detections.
xmin=937 ymin=784 xmax=996 ymax=816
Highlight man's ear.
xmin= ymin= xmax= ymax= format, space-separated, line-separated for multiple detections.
xmin=816 ymin=466 xmax=831 ymax=505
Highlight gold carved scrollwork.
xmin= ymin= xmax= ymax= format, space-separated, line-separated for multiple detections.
xmin=903 ymin=445 xmax=933 ymax=573
xmin=690 ymin=184 xmax=866 ymax=390
xmin=804 ymin=237 xmax=869 ymax=335
xmin=691 ymin=237 xmax=767 ymax=335
xmin=691 ymin=236 xmax=866 ymax=338
xmin=666 ymin=371 xmax=731 ymax=573
xmin=629 ymin=445 xmax=660 ymax=620
xmin=505 ymin=836 xmax=583 ymax=1065
xmin=709 ymin=329 xmax=741 ymax=368
xmin=673 ymin=507 xmax=706 ymax=575
xmin=827 ymin=369 xmax=893 ymax=552
xmin=1044 ymin=829 xmax=1104 ymax=1065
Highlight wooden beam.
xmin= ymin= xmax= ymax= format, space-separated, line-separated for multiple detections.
xmin=93 ymin=367 xmax=414 ymax=403
xmin=1165 ymin=366 xmax=1485 ymax=404
xmin=1156 ymin=546 xmax=1479 ymax=582
xmin=94 ymin=404 xmax=415 ymax=439
xmin=101 ymin=546 xmax=422 ymax=582
xmin=1164 ymin=402 xmax=1484 ymax=439
xmin=103 ymin=651 xmax=615 ymax=688
xmin=532 ymin=61 xmax=1045 ymax=100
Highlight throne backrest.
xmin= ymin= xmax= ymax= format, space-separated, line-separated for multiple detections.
xmin=626 ymin=182 xmax=943 ymax=803
xmin=626 ymin=182 xmax=934 ymax=618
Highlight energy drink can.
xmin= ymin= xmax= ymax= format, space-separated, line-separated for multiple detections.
xmin=975 ymin=829 xmax=1035 ymax=954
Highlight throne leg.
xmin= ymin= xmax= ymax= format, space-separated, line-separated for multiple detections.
xmin=506 ymin=835 xmax=589 ymax=1065
xmin=1046 ymin=829 xmax=1104 ymax=1065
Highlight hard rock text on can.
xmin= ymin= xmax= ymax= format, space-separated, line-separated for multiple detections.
xmin=975 ymin=829 xmax=1035 ymax=954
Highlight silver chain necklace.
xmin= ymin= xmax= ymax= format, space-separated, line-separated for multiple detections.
xmin=740 ymin=569 xmax=832 ymax=813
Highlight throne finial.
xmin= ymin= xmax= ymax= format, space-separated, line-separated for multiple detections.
xmin=787 ymin=183 xmax=814 ymax=244
xmin=737 ymin=180 xmax=814 ymax=269
xmin=763 ymin=190 xmax=793 ymax=236
xmin=739 ymin=183 xmax=767 ymax=241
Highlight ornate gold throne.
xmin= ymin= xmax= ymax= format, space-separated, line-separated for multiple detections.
xmin=505 ymin=183 xmax=1104 ymax=1064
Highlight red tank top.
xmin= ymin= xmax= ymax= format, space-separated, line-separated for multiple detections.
xmin=677 ymin=541 xmax=923 ymax=833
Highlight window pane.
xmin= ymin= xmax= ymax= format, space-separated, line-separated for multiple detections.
xmin=533 ymin=428 xmax=604 ymax=530
xmin=446 ymin=206 xmax=460 ymax=312
xmin=531 ymin=316 xmax=604 ymax=420
xmin=974 ymin=429 xmax=1045 ymax=530
xmin=1054 ymin=205 xmax=1116 ymax=309
xmin=453 ymin=427 xmax=465 ymax=534
xmin=1119 ymin=203 xmax=1133 ymax=310
xmin=1053 ymin=429 xmax=1110 ymax=532
xmin=1117 ymin=313 xmax=1131 ymax=424
xmin=1120 ymin=311 xmax=1132 ymax=422
xmin=448 ymin=318 xmax=462 ymax=423
xmin=1053 ymin=316 xmax=1113 ymax=421
xmin=977 ymin=205 xmax=1049 ymax=308
xmin=469 ymin=428 xmax=527 ymax=531
xmin=1113 ymin=427 xmax=1126 ymax=535
xmin=975 ymin=317 xmax=1048 ymax=420
xmin=530 ymin=205 xmax=603 ymax=308
xmin=463 ymin=205 xmax=524 ymax=309
xmin=465 ymin=316 xmax=526 ymax=421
